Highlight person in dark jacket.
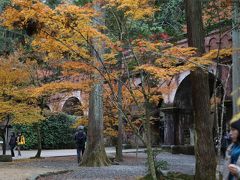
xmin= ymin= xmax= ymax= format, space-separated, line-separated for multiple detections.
xmin=9 ymin=132 xmax=16 ymax=157
xmin=74 ymin=126 xmax=87 ymax=164
xmin=222 ymin=119 xmax=240 ymax=179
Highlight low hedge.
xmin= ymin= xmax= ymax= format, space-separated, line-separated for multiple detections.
xmin=13 ymin=113 xmax=77 ymax=150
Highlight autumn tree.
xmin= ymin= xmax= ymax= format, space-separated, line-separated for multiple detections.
xmin=0 ymin=52 xmax=44 ymax=155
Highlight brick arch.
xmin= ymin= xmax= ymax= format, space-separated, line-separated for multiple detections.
xmin=47 ymin=91 xmax=85 ymax=115
xmin=208 ymin=37 xmax=218 ymax=51
xmin=161 ymin=64 xmax=218 ymax=104
xmin=161 ymin=71 xmax=191 ymax=104
xmin=172 ymin=71 xmax=223 ymax=103
xmin=62 ymin=96 xmax=83 ymax=116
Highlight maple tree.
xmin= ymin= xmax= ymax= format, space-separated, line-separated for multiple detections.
xmin=0 ymin=52 xmax=45 ymax=125
xmin=0 ymin=52 xmax=45 ymax=155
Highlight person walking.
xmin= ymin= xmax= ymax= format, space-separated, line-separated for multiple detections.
xmin=16 ymin=132 xmax=25 ymax=156
xmin=74 ymin=126 xmax=86 ymax=164
xmin=222 ymin=119 xmax=240 ymax=179
xmin=9 ymin=132 xmax=16 ymax=157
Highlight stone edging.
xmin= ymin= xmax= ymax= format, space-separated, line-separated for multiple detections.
xmin=27 ymin=170 xmax=73 ymax=180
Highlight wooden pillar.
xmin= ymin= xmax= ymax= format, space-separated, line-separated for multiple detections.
xmin=162 ymin=107 xmax=176 ymax=145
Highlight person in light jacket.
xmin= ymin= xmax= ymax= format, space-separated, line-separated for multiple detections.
xmin=16 ymin=132 xmax=25 ymax=156
xmin=222 ymin=118 xmax=240 ymax=179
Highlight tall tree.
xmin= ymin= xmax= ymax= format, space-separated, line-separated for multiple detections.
xmin=185 ymin=0 xmax=216 ymax=179
xmin=80 ymin=1 xmax=110 ymax=166
xmin=232 ymin=0 xmax=240 ymax=115
xmin=116 ymin=78 xmax=123 ymax=161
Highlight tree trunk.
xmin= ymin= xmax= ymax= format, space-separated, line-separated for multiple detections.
xmin=116 ymin=79 xmax=123 ymax=161
xmin=144 ymin=101 xmax=157 ymax=180
xmin=232 ymin=1 xmax=240 ymax=115
xmin=185 ymin=0 xmax=216 ymax=179
xmin=81 ymin=84 xmax=110 ymax=166
xmin=80 ymin=1 xmax=110 ymax=167
xmin=2 ymin=133 xmax=6 ymax=155
xmin=35 ymin=124 xmax=42 ymax=158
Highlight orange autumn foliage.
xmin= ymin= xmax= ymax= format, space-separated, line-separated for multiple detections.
xmin=0 ymin=0 xmax=229 ymax=136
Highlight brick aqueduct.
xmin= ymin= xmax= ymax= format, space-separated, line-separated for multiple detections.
xmin=44 ymin=29 xmax=233 ymax=147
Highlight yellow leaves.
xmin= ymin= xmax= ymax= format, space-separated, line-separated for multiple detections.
xmin=0 ymin=52 xmax=31 ymax=94
xmin=134 ymin=46 xmax=216 ymax=80
xmin=28 ymin=81 xmax=93 ymax=98
xmin=135 ymin=64 xmax=171 ymax=80
xmin=1 ymin=0 xmax=52 ymax=30
xmin=133 ymin=39 xmax=171 ymax=55
xmin=1 ymin=0 xmax=110 ymax=64
xmin=103 ymin=114 xmax=118 ymax=137
xmin=163 ymin=47 xmax=197 ymax=58
xmin=0 ymin=101 xmax=44 ymax=125
xmin=122 ymin=87 xmax=144 ymax=106
xmin=62 ymin=61 xmax=96 ymax=75
xmin=104 ymin=127 xmax=117 ymax=137
xmin=0 ymin=7 xmax=20 ymax=29
xmin=55 ymin=3 xmax=96 ymax=21
xmin=105 ymin=0 xmax=155 ymax=20
xmin=0 ymin=51 xmax=44 ymax=125
xmin=202 ymin=48 xmax=232 ymax=60
xmin=103 ymin=53 xmax=118 ymax=65
xmin=72 ymin=116 xmax=88 ymax=128
xmin=11 ymin=104 xmax=44 ymax=125
xmin=148 ymin=87 xmax=162 ymax=105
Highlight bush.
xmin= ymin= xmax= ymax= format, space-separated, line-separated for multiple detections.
xmin=13 ymin=113 xmax=77 ymax=150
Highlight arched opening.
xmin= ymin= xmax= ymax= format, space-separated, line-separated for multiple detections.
xmin=62 ymin=97 xmax=83 ymax=116
xmin=42 ymin=105 xmax=51 ymax=116
xmin=172 ymin=73 xmax=224 ymax=145
xmin=43 ymin=105 xmax=51 ymax=110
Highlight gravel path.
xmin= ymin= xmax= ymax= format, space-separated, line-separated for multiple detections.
xmin=37 ymin=153 xmax=197 ymax=180
xmin=157 ymin=152 xmax=195 ymax=175
xmin=38 ymin=165 xmax=146 ymax=180
xmin=0 ymin=152 xmax=197 ymax=180
xmin=37 ymin=154 xmax=147 ymax=180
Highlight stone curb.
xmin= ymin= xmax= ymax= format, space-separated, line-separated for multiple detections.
xmin=27 ymin=170 xmax=73 ymax=180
